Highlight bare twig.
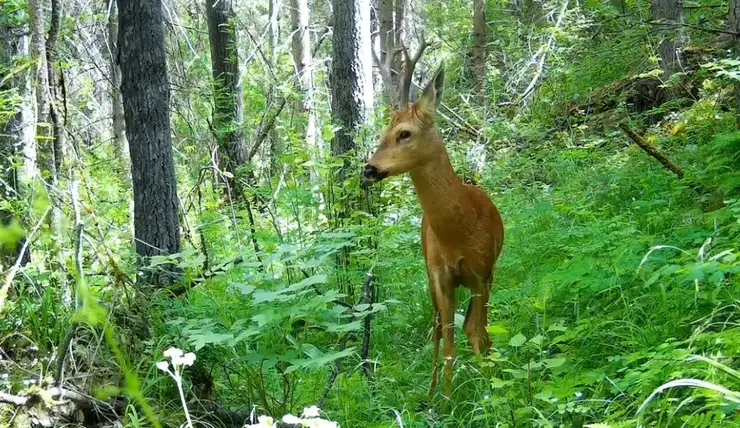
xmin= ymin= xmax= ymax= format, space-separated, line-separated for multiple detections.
xmin=360 ymin=273 xmax=375 ymax=381
xmin=247 ymin=98 xmax=288 ymax=161
xmin=518 ymin=0 xmax=570 ymax=105
xmin=0 ymin=208 xmax=51 ymax=313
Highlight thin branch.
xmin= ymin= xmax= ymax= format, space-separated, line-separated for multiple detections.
xmin=518 ymin=0 xmax=570 ymax=105
xmin=247 ymin=98 xmax=288 ymax=161
xmin=0 ymin=208 xmax=51 ymax=313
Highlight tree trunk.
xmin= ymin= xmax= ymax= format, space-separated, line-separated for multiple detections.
xmin=117 ymin=0 xmax=182 ymax=285
xmin=0 ymin=9 xmax=35 ymax=268
xmin=715 ymin=0 xmax=740 ymax=126
xmin=331 ymin=0 xmax=372 ymax=174
xmin=378 ymin=0 xmax=396 ymax=104
xmin=393 ymin=0 xmax=406 ymax=50
xmin=28 ymin=0 xmax=50 ymax=158
xmin=46 ymin=0 xmax=71 ymax=304
xmin=105 ymin=0 xmax=134 ymax=236
xmin=106 ymin=0 xmax=129 ymax=178
xmin=268 ymin=0 xmax=283 ymax=177
xmin=268 ymin=0 xmax=281 ymax=67
xmin=289 ymin=0 xmax=320 ymax=180
xmin=472 ymin=0 xmax=487 ymax=104
xmin=715 ymin=0 xmax=740 ymax=49
xmin=206 ymin=0 xmax=248 ymax=185
xmin=650 ymin=0 xmax=685 ymax=79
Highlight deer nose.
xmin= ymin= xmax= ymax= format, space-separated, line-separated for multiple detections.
xmin=363 ymin=164 xmax=379 ymax=180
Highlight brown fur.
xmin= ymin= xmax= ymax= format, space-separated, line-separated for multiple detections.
xmin=366 ymin=70 xmax=504 ymax=400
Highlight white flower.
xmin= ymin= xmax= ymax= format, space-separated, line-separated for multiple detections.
xmin=282 ymin=414 xmax=302 ymax=424
xmin=302 ymin=405 xmax=321 ymax=418
xmin=181 ymin=352 xmax=196 ymax=366
xmin=245 ymin=415 xmax=275 ymax=427
xmin=163 ymin=347 xmax=184 ymax=360
xmin=257 ymin=416 xmax=274 ymax=426
xmin=156 ymin=361 xmax=170 ymax=372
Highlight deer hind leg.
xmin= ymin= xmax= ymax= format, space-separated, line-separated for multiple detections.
xmin=463 ymin=275 xmax=492 ymax=356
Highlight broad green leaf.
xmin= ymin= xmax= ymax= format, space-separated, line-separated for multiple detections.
xmin=487 ymin=325 xmax=508 ymax=335
xmin=509 ymin=333 xmax=527 ymax=347
xmin=544 ymin=358 xmax=567 ymax=368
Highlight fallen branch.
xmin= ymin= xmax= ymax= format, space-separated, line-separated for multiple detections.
xmin=0 ymin=387 xmax=92 ymax=409
xmin=618 ymin=122 xmax=685 ymax=179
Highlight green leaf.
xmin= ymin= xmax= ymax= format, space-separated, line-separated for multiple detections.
xmin=544 ymin=358 xmax=567 ymax=368
xmin=534 ymin=390 xmax=553 ymax=401
xmin=509 ymin=333 xmax=527 ymax=347
xmin=490 ymin=377 xmax=513 ymax=388
xmin=487 ymin=324 xmax=508 ymax=335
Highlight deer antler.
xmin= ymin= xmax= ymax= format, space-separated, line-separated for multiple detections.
xmin=373 ymin=30 xmax=430 ymax=109
xmin=398 ymin=32 xmax=429 ymax=108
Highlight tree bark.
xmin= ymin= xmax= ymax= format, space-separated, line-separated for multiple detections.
xmin=117 ymin=0 xmax=182 ymax=285
xmin=267 ymin=0 xmax=283 ymax=177
xmin=289 ymin=0 xmax=320 ymax=180
xmin=268 ymin=0 xmax=281 ymax=67
xmin=472 ymin=0 xmax=487 ymax=104
xmin=331 ymin=0 xmax=372 ymax=176
xmin=28 ymin=0 xmax=50 ymax=150
xmin=378 ymin=0 xmax=396 ymax=104
xmin=106 ymin=0 xmax=129 ymax=178
xmin=206 ymin=0 xmax=248 ymax=185
xmin=0 ymin=8 xmax=35 ymax=267
xmin=715 ymin=0 xmax=740 ymax=49
xmin=715 ymin=0 xmax=740 ymax=126
xmin=650 ymin=0 xmax=686 ymax=79
xmin=46 ymin=0 xmax=70 ymax=305
xmin=393 ymin=0 xmax=406 ymax=50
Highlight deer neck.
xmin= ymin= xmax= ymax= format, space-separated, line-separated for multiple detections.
xmin=409 ymin=149 xmax=468 ymax=233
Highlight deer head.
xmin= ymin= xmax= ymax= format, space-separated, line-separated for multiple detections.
xmin=363 ymin=61 xmax=445 ymax=183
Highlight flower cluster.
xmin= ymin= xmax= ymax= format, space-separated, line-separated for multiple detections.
xmin=245 ymin=406 xmax=338 ymax=428
xmin=157 ymin=347 xmax=196 ymax=373
xmin=157 ymin=347 xmax=196 ymax=428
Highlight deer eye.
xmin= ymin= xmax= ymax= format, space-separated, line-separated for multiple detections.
xmin=398 ymin=130 xmax=411 ymax=141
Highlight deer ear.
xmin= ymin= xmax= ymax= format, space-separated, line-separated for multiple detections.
xmin=418 ymin=61 xmax=445 ymax=111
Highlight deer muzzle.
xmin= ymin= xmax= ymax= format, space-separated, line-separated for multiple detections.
xmin=362 ymin=164 xmax=388 ymax=183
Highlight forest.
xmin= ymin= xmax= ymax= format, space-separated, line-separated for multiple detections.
xmin=1 ymin=0 xmax=740 ymax=426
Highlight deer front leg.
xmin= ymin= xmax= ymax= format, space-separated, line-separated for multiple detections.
xmin=464 ymin=277 xmax=492 ymax=356
xmin=429 ymin=267 xmax=456 ymax=399
xmin=428 ymin=311 xmax=441 ymax=400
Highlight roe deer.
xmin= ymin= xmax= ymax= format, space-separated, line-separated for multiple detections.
xmin=363 ymin=61 xmax=504 ymax=399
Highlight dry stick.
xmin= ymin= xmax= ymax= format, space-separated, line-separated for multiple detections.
xmin=360 ymin=275 xmax=375 ymax=381
xmin=0 ymin=387 xmax=92 ymax=408
xmin=518 ymin=0 xmax=570 ymax=105
xmin=618 ymin=122 xmax=685 ymax=179
xmin=318 ymin=273 xmax=375 ymax=407
xmin=0 ymin=208 xmax=51 ymax=313
xmin=247 ymin=98 xmax=288 ymax=162
xmin=317 ymin=332 xmax=351 ymax=409
xmin=54 ymin=178 xmax=85 ymax=388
